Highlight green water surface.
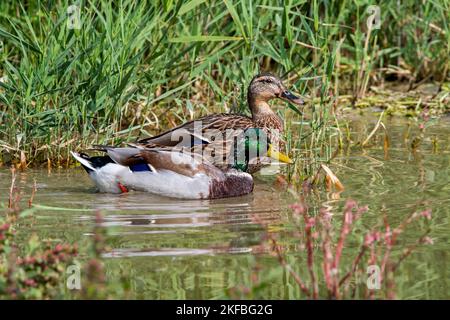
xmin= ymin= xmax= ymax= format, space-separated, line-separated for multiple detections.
xmin=1 ymin=114 xmax=449 ymax=299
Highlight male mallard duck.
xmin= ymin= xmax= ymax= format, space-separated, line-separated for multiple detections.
xmin=137 ymin=73 xmax=304 ymax=173
xmin=71 ymin=129 xmax=292 ymax=199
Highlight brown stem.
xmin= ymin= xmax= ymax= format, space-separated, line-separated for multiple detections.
xmin=391 ymin=231 xmax=431 ymax=273
xmin=28 ymin=178 xmax=37 ymax=208
xmin=304 ymin=221 xmax=318 ymax=299
xmin=338 ymin=246 xmax=367 ymax=287
xmin=8 ymin=167 xmax=17 ymax=210
xmin=270 ymin=237 xmax=311 ymax=297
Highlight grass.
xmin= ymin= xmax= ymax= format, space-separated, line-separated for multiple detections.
xmin=0 ymin=1 xmax=447 ymax=300
xmin=0 ymin=0 xmax=448 ymax=170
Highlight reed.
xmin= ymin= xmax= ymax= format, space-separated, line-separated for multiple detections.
xmin=0 ymin=0 xmax=448 ymax=168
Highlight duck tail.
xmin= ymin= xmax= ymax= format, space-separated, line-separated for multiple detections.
xmin=70 ymin=151 xmax=97 ymax=173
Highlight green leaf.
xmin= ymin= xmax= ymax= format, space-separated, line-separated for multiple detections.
xmin=169 ymin=35 xmax=243 ymax=42
xmin=33 ymin=204 xmax=90 ymax=212
xmin=0 ymin=26 xmax=41 ymax=54
xmin=178 ymin=0 xmax=208 ymax=16
xmin=223 ymin=0 xmax=248 ymax=42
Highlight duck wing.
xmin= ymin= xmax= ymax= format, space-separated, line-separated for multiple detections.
xmin=137 ymin=113 xmax=254 ymax=147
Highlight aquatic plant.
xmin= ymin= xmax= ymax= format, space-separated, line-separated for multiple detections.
xmin=1 ymin=171 xmax=129 ymax=299
xmin=1 ymin=169 xmax=77 ymax=299
xmin=230 ymin=199 xmax=433 ymax=299
xmin=78 ymin=211 xmax=132 ymax=299
xmin=0 ymin=220 xmax=79 ymax=299
xmin=0 ymin=0 xmax=448 ymax=167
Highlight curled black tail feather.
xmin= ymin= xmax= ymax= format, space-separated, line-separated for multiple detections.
xmin=76 ymin=152 xmax=114 ymax=173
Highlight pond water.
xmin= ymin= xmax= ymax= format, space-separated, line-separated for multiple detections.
xmin=1 ymin=113 xmax=449 ymax=299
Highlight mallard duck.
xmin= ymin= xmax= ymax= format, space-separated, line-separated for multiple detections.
xmin=71 ymin=129 xmax=292 ymax=199
xmin=137 ymin=73 xmax=304 ymax=173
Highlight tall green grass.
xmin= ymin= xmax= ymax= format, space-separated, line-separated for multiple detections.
xmin=0 ymin=0 xmax=448 ymax=167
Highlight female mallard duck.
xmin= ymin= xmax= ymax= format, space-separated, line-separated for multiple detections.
xmin=71 ymin=129 xmax=292 ymax=199
xmin=136 ymin=73 xmax=304 ymax=173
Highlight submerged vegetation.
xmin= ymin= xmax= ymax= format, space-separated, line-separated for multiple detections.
xmin=0 ymin=0 xmax=449 ymax=169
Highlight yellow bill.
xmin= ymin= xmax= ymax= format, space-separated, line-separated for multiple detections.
xmin=267 ymin=144 xmax=293 ymax=164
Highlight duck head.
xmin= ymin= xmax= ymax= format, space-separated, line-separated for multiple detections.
xmin=247 ymin=73 xmax=304 ymax=116
xmin=232 ymin=128 xmax=292 ymax=172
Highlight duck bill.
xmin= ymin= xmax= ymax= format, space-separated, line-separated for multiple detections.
xmin=281 ymin=90 xmax=304 ymax=106
xmin=267 ymin=145 xmax=293 ymax=164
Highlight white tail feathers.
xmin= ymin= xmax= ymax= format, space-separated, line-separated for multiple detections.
xmin=70 ymin=151 xmax=96 ymax=171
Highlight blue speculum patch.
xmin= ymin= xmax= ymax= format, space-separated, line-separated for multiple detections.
xmin=129 ymin=163 xmax=151 ymax=172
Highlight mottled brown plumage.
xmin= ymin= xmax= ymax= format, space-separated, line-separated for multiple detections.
xmin=73 ymin=74 xmax=300 ymax=199
xmin=137 ymin=73 xmax=304 ymax=174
